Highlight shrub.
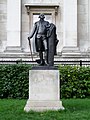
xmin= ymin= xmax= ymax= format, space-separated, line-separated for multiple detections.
xmin=0 ymin=64 xmax=90 ymax=99
xmin=59 ymin=65 xmax=90 ymax=98
xmin=0 ymin=64 xmax=32 ymax=99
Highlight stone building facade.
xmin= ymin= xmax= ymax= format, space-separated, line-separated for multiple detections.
xmin=0 ymin=0 xmax=90 ymax=62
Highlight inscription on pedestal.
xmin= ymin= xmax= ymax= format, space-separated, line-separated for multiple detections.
xmin=29 ymin=70 xmax=60 ymax=100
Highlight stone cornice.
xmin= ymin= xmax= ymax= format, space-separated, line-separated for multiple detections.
xmin=25 ymin=3 xmax=59 ymax=15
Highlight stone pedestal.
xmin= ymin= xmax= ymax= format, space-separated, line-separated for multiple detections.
xmin=24 ymin=68 xmax=64 ymax=112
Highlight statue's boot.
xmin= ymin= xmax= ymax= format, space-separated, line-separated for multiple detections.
xmin=39 ymin=52 xmax=44 ymax=65
xmin=44 ymin=50 xmax=48 ymax=65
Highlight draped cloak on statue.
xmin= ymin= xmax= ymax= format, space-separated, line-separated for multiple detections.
xmin=47 ymin=23 xmax=59 ymax=66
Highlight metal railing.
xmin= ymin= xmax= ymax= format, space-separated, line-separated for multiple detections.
xmin=0 ymin=60 xmax=90 ymax=66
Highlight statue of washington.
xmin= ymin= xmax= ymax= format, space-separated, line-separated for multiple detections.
xmin=28 ymin=13 xmax=59 ymax=66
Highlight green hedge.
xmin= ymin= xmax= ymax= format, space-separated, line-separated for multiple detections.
xmin=59 ymin=65 xmax=90 ymax=98
xmin=0 ymin=64 xmax=32 ymax=99
xmin=0 ymin=64 xmax=90 ymax=99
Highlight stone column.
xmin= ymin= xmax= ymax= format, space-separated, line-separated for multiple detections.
xmin=6 ymin=0 xmax=22 ymax=52
xmin=88 ymin=0 xmax=90 ymax=51
xmin=62 ymin=0 xmax=79 ymax=54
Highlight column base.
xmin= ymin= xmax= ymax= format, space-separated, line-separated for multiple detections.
xmin=5 ymin=46 xmax=23 ymax=53
xmin=62 ymin=46 xmax=81 ymax=56
xmin=24 ymin=100 xmax=64 ymax=112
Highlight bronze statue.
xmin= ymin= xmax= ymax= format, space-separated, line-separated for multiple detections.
xmin=28 ymin=13 xmax=58 ymax=66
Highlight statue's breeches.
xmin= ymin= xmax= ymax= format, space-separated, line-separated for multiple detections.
xmin=36 ymin=35 xmax=47 ymax=51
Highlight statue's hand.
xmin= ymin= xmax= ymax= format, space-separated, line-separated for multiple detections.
xmin=28 ymin=37 xmax=30 ymax=40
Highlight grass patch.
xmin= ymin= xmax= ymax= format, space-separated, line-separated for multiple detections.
xmin=0 ymin=99 xmax=90 ymax=120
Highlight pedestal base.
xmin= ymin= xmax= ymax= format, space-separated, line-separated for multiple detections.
xmin=24 ymin=100 xmax=64 ymax=112
xmin=24 ymin=68 xmax=64 ymax=112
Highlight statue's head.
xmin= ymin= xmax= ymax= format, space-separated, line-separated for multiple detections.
xmin=38 ymin=13 xmax=45 ymax=19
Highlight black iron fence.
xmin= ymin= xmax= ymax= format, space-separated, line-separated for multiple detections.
xmin=0 ymin=60 xmax=90 ymax=66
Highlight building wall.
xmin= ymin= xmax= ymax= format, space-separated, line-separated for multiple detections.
xmin=0 ymin=0 xmax=90 ymax=61
xmin=0 ymin=0 xmax=7 ymax=52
